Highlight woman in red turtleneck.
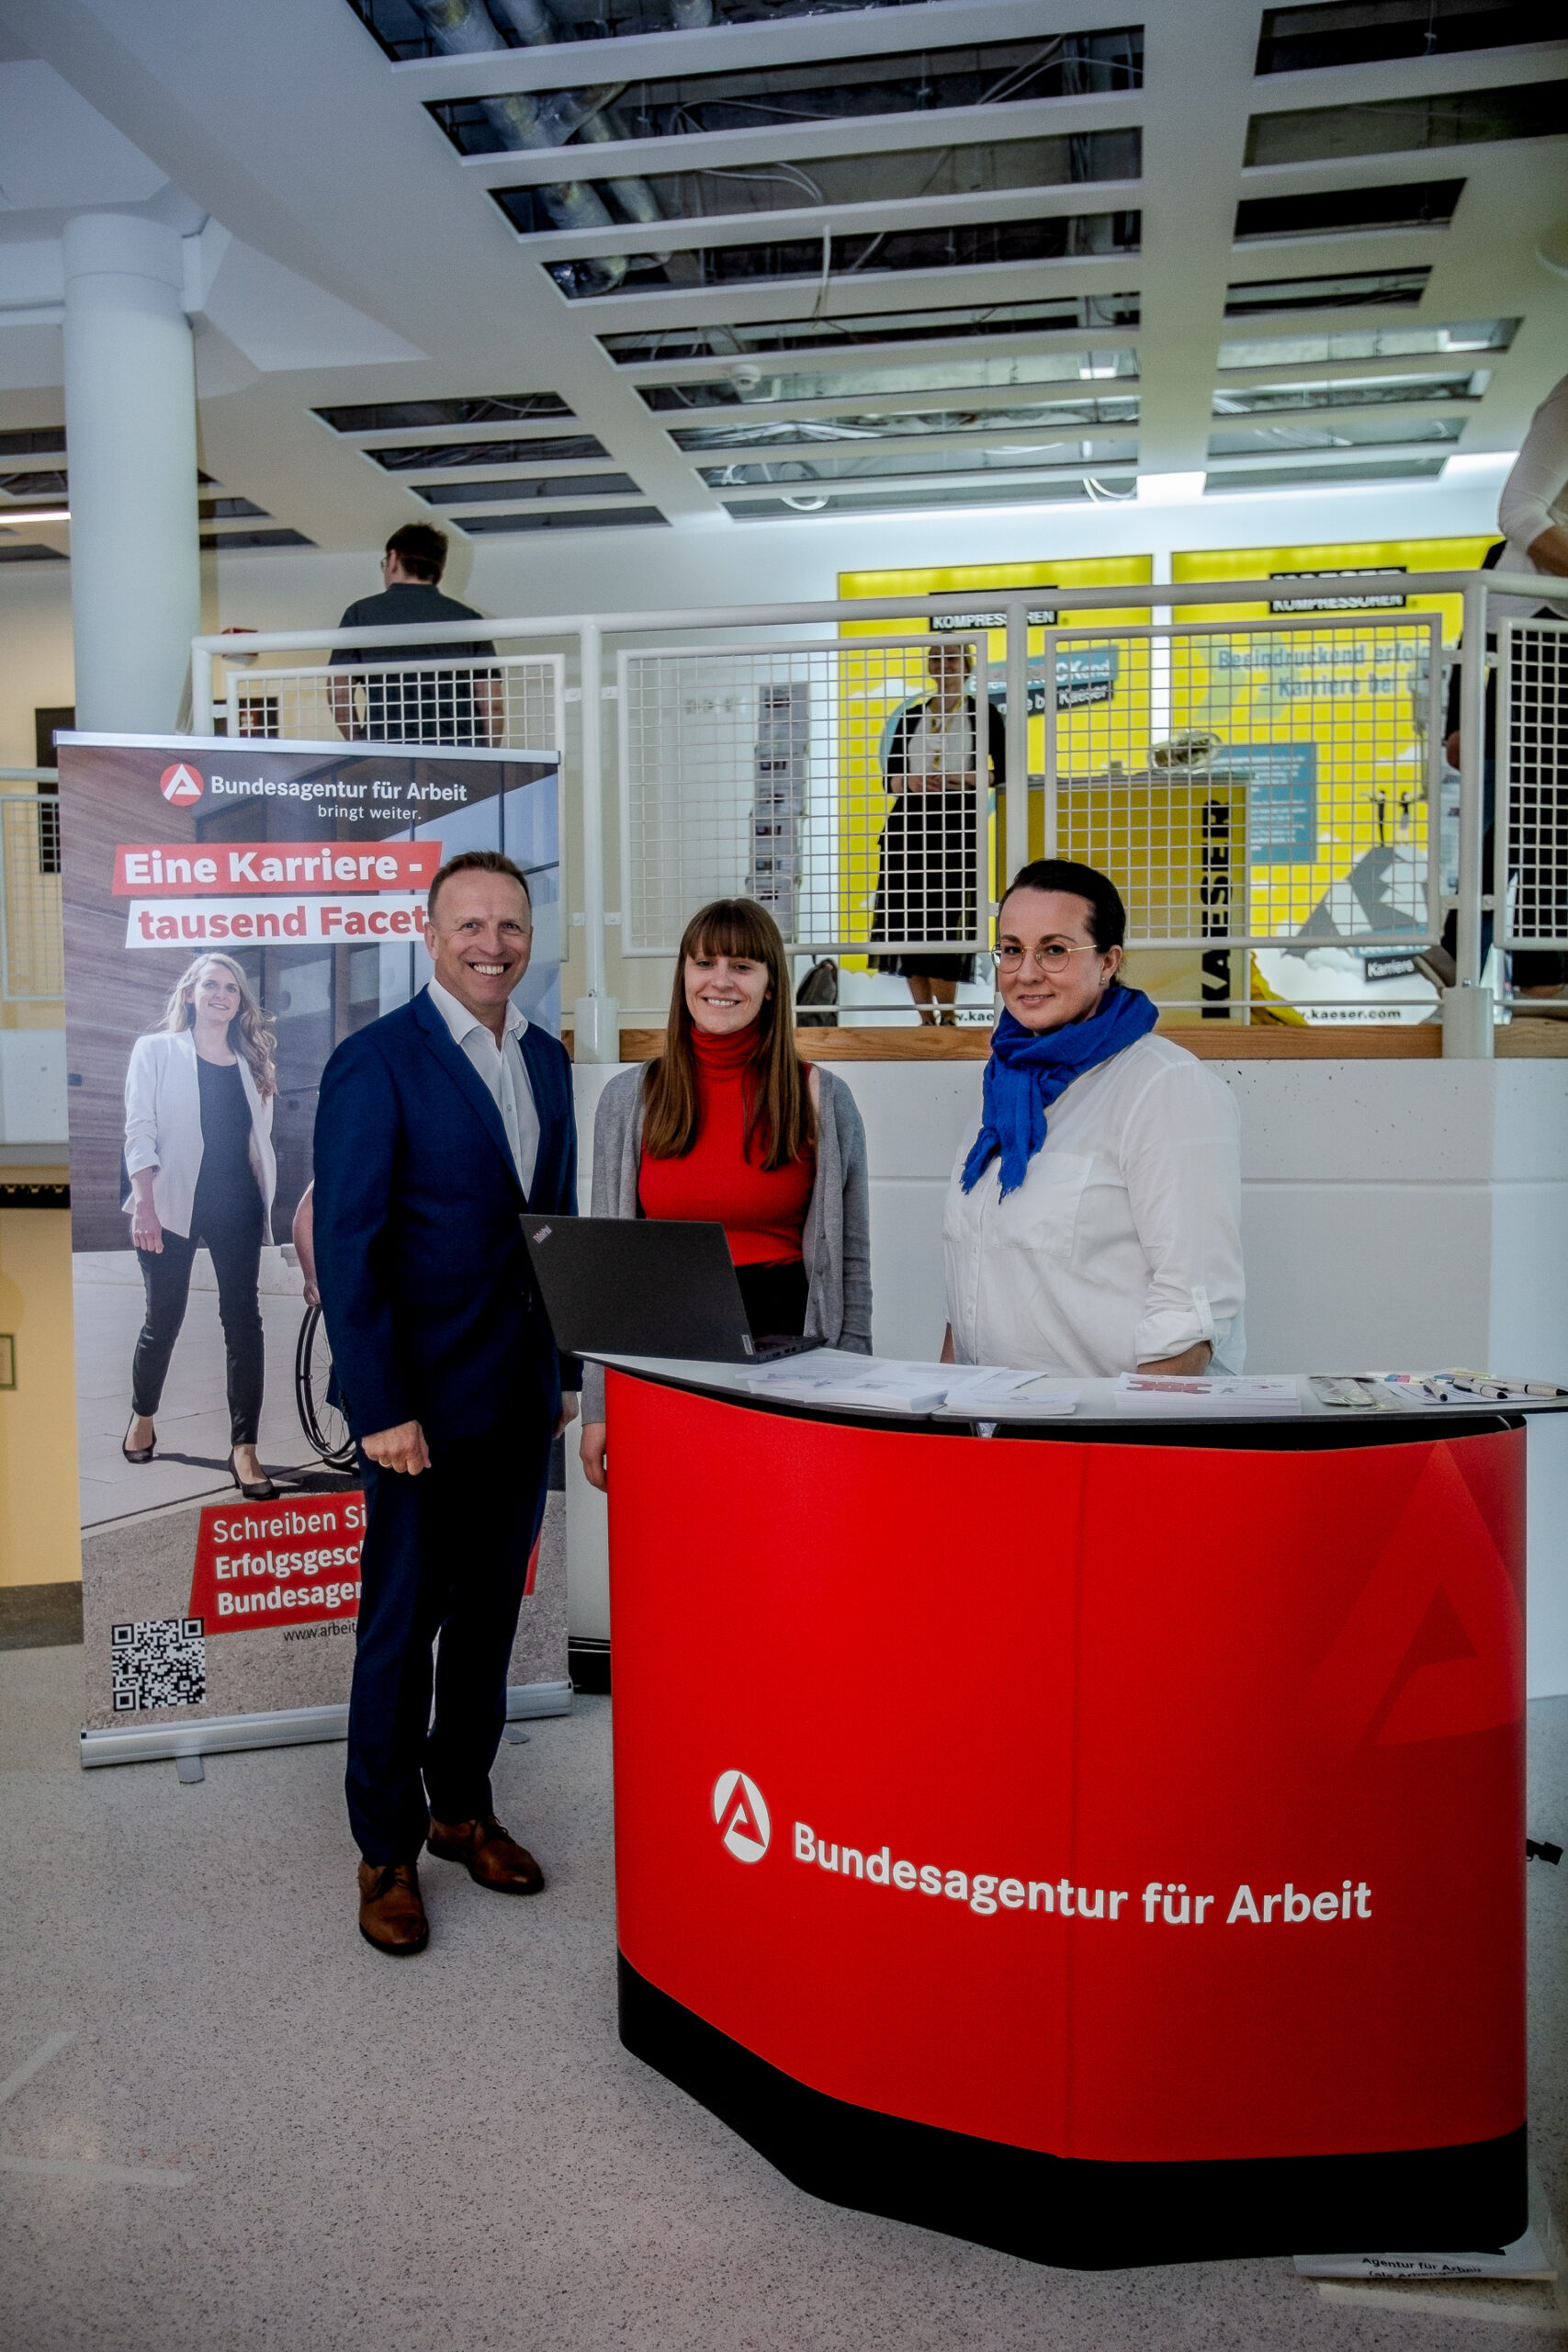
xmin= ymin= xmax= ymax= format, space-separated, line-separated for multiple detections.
xmin=636 ymin=1016 xmax=818 ymax=1337
xmin=579 ymin=897 xmax=872 ymax=1492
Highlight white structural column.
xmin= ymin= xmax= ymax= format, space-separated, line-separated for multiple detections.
xmin=62 ymin=214 xmax=199 ymax=733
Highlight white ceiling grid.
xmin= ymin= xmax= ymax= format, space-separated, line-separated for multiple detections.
xmin=0 ymin=0 xmax=1562 ymax=559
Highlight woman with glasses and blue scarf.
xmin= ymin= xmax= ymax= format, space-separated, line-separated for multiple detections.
xmin=942 ymin=859 xmax=1244 ymax=1378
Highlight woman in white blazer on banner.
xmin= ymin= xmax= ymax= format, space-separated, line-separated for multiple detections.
xmin=121 ymin=953 xmax=280 ymax=1499
xmin=943 ymin=859 xmax=1245 ymax=1378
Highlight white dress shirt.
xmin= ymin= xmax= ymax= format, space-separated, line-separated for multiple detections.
xmin=942 ymin=1034 xmax=1245 ymax=1376
xmin=425 ymin=977 xmax=540 ymax=1198
xmin=1495 ymin=371 xmax=1568 ymax=622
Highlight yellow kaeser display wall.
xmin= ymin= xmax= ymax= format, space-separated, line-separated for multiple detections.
xmin=0 ymin=1194 xmax=80 ymax=1587
xmin=838 ymin=541 xmax=1495 ymax=1013
xmin=1170 ymin=537 xmax=1495 ymax=948
xmin=837 ymin=557 xmax=1155 ymax=959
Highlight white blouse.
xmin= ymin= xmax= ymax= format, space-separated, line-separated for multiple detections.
xmin=942 ymin=1034 xmax=1245 ymax=1377
xmin=123 ymin=1028 xmax=276 ymax=1243
xmin=1495 ymin=370 xmax=1568 ymax=623
xmin=906 ymin=705 xmax=976 ymax=779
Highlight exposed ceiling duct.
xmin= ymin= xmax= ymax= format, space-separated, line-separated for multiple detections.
xmin=412 ymin=0 xmax=671 ymax=288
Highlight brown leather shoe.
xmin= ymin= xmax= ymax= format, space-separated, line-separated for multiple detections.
xmin=426 ymin=1814 xmax=545 ymax=1894
xmin=357 ymin=1859 xmax=429 ymax=1954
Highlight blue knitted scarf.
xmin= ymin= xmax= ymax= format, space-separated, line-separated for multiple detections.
xmin=961 ymin=984 xmax=1158 ymax=1200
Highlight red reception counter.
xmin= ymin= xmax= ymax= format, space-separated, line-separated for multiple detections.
xmin=604 ymin=1363 xmax=1530 ymax=2269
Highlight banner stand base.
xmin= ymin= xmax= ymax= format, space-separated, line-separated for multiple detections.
xmin=79 ymin=1678 xmax=573 ymax=1770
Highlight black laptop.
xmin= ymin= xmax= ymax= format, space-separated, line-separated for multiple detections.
xmin=520 ymin=1216 xmax=822 ymax=1365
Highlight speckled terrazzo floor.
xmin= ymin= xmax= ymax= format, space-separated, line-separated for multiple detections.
xmin=2 ymin=1649 xmax=1565 ymax=2352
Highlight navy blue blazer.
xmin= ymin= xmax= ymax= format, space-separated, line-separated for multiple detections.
xmin=312 ymin=988 xmax=578 ymax=1445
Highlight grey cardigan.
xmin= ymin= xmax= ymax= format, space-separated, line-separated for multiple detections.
xmin=580 ymin=1060 xmax=873 ymax=1419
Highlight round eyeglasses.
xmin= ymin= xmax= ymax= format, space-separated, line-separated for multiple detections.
xmin=990 ymin=943 xmax=1100 ymax=976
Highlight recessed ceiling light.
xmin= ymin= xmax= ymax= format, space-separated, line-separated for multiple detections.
xmin=1442 ymin=451 xmax=1517 ymax=484
xmin=1136 ymin=471 xmax=1206 ymax=504
xmin=6 ymin=507 xmax=69 ymax=523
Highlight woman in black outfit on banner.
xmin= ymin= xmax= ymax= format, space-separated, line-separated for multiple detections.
xmin=121 ymin=953 xmax=280 ymax=1500
xmin=869 ymin=639 xmax=1008 ymax=1024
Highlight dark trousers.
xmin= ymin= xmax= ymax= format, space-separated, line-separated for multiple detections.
xmin=131 ymin=1191 xmax=265 ymax=1445
xmin=345 ymin=1423 xmax=552 ymax=1864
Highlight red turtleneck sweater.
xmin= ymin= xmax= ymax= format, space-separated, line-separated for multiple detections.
xmin=637 ymin=1025 xmax=816 ymax=1266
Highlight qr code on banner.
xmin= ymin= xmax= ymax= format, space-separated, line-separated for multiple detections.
xmin=111 ymin=1619 xmax=206 ymax=1712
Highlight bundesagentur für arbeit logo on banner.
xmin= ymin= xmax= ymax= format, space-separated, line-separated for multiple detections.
xmin=160 ymin=760 xmax=205 ymax=804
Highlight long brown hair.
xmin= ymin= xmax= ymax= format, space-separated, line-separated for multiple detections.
xmin=153 ymin=953 xmax=277 ymax=1101
xmin=642 ymin=899 xmax=812 ymax=1171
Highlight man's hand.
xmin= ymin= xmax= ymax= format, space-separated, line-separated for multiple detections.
xmin=580 ymin=1420 xmax=608 ymax=1494
xmin=554 ymin=1391 xmax=580 ymax=1442
xmin=363 ymin=1419 xmax=431 ymax=1476
xmin=327 ymin=674 xmax=359 ymax=739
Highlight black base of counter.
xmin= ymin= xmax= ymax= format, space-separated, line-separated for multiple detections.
xmin=619 ymin=1955 xmax=1527 ymax=2272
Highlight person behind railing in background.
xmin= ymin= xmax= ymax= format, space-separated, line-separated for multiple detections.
xmin=942 ymin=859 xmax=1244 ymax=1380
xmin=869 ymin=639 xmax=1007 ymax=1026
xmin=579 ymin=896 xmax=871 ymax=1493
xmin=327 ymin=522 xmax=502 ymax=748
xmin=1437 ymin=377 xmax=1568 ymax=999
xmin=120 ymin=953 xmax=280 ymax=1501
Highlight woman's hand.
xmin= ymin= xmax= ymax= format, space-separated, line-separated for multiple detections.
xmin=1528 ymin=521 xmax=1568 ymax=579
xmin=580 ymin=1419 xmax=609 ymax=1493
xmin=1136 ymin=1342 xmax=1212 ymax=1374
xmin=129 ymin=1175 xmax=164 ymax=1256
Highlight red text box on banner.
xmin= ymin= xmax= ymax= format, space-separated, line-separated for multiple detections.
xmin=125 ymin=898 xmax=428 ymax=948
xmin=188 ymin=1493 xmax=367 ymax=1633
xmin=113 ymin=840 xmax=443 ymax=895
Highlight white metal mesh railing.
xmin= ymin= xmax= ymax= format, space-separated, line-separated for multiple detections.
xmin=616 ymin=615 xmax=1439 ymax=959
xmin=1500 ymin=618 xmax=1568 ymax=952
xmin=619 ymin=637 xmax=991 ymax=957
xmin=164 ymin=565 xmax=1564 ymax=1051
xmin=0 ymin=793 xmax=64 ymax=1001
xmin=226 ymin=653 xmax=566 ymax=755
xmin=1047 ymin=616 xmax=1439 ymax=949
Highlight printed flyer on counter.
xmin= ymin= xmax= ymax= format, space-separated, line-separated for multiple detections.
xmin=59 ymin=731 xmax=567 ymax=1747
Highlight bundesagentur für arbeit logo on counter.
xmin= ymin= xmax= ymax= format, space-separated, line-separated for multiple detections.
xmin=723 ymin=1775 xmax=1373 ymax=1929
xmin=713 ymin=1770 xmax=771 ymax=1863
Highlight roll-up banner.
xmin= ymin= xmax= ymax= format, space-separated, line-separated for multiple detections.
xmin=59 ymin=732 xmax=570 ymax=1765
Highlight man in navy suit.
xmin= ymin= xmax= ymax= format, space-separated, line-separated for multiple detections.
xmin=312 ymin=848 xmax=578 ymax=1956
